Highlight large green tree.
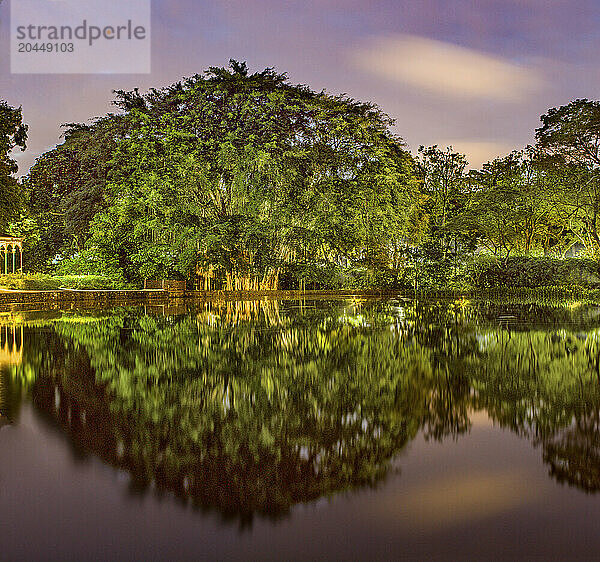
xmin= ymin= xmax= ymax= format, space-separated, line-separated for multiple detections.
xmin=416 ymin=145 xmax=469 ymax=254
xmin=466 ymin=149 xmax=564 ymax=259
xmin=23 ymin=115 xmax=127 ymax=271
xmin=0 ymin=100 xmax=27 ymax=233
xmin=536 ymin=99 xmax=600 ymax=255
xmin=57 ymin=61 xmax=415 ymax=287
xmin=400 ymin=146 xmax=473 ymax=289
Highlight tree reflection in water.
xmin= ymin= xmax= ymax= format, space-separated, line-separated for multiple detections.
xmin=5 ymin=297 xmax=600 ymax=523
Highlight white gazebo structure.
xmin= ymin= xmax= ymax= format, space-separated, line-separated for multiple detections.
xmin=0 ymin=238 xmax=23 ymax=274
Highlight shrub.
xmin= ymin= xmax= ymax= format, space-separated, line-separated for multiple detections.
xmin=465 ymin=256 xmax=600 ymax=289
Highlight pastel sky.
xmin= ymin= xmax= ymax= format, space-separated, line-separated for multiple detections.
xmin=1 ymin=0 xmax=600 ymax=174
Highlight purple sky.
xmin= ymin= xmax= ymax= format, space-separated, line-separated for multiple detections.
xmin=2 ymin=0 xmax=600 ymax=173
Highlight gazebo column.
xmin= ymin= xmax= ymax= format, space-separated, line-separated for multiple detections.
xmin=3 ymin=246 xmax=6 ymax=275
xmin=12 ymin=247 xmax=16 ymax=274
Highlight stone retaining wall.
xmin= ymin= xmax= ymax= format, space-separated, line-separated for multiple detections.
xmin=0 ymin=289 xmax=170 ymax=305
xmin=0 ymin=288 xmax=396 ymax=306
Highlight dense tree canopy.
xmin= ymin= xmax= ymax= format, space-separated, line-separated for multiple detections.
xmin=535 ymin=99 xmax=600 ymax=256
xmin=22 ymin=116 xmax=125 ymax=270
xmin=0 ymin=100 xmax=27 ymax=233
xmin=25 ymin=61 xmax=416 ymax=287
xmin=14 ymin=68 xmax=600 ymax=290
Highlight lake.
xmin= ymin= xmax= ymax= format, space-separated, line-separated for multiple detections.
xmin=2 ymin=297 xmax=600 ymax=560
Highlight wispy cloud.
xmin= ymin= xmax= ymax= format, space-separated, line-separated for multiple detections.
xmin=349 ymin=34 xmax=544 ymax=102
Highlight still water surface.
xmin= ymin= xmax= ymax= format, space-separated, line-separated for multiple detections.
xmin=2 ymin=297 xmax=600 ymax=560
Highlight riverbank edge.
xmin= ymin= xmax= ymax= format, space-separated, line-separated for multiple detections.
xmin=0 ymin=288 xmax=398 ymax=305
xmin=0 ymin=286 xmax=596 ymax=305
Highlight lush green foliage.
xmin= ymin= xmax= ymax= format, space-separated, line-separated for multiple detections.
xmin=0 ymin=100 xmax=27 ymax=233
xmin=14 ymin=73 xmax=600 ymax=291
xmin=25 ymin=61 xmax=415 ymax=288
xmin=21 ymin=118 xmax=124 ymax=271
xmin=464 ymin=255 xmax=600 ymax=289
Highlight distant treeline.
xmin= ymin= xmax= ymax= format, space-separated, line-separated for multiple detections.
xmin=2 ymin=61 xmax=600 ymax=290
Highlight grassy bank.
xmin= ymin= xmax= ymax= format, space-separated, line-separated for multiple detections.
xmin=0 ymin=274 xmax=127 ymax=291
